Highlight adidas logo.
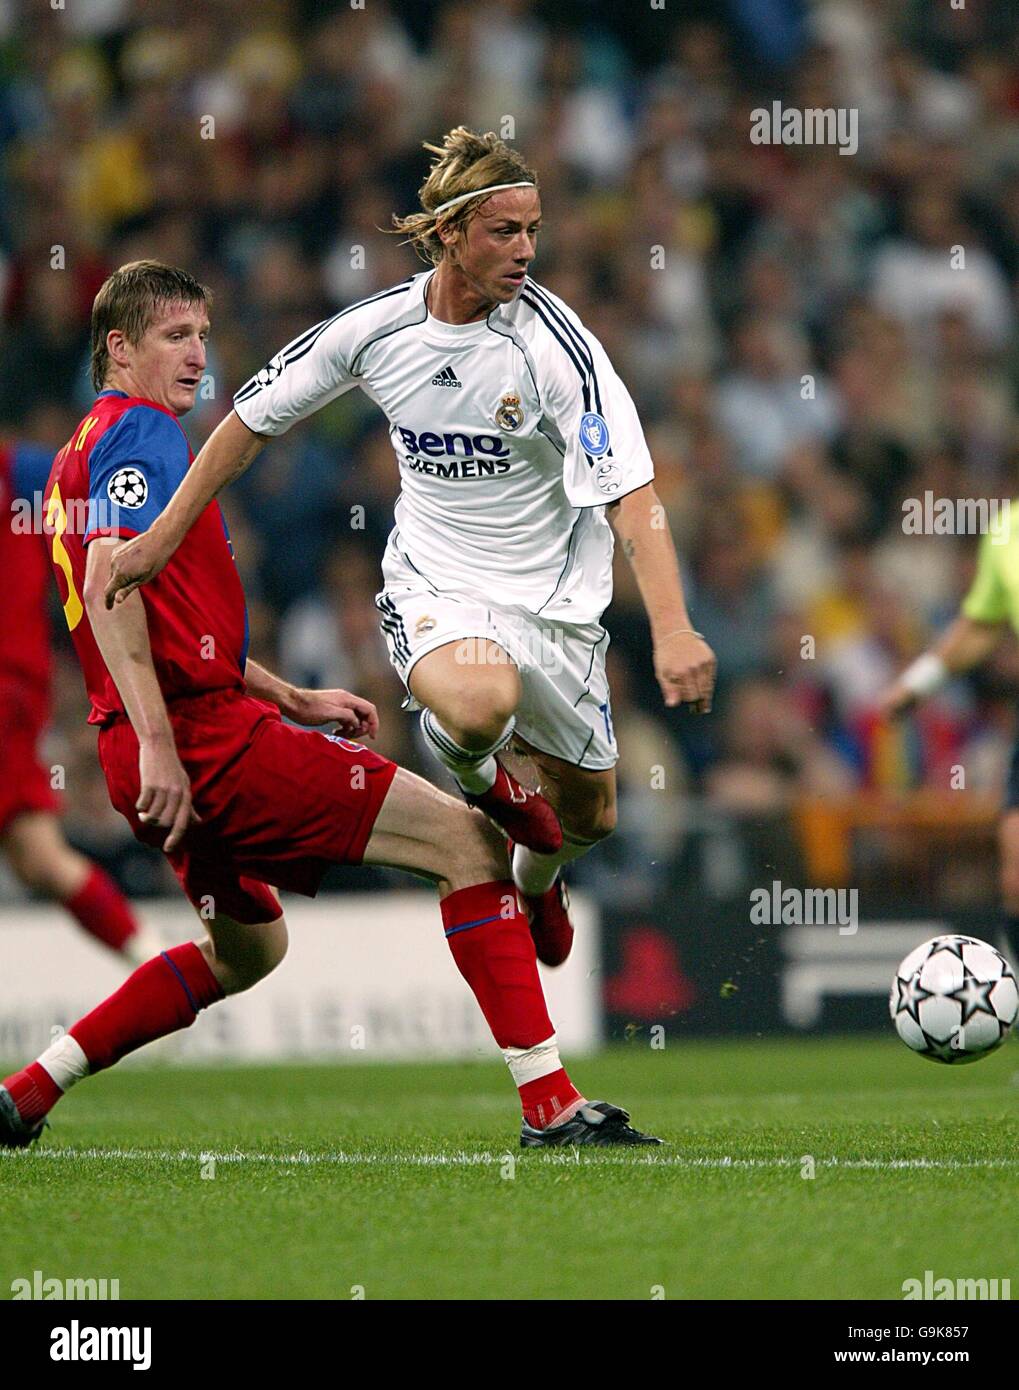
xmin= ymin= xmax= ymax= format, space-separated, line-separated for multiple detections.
xmin=430 ymin=365 xmax=463 ymax=389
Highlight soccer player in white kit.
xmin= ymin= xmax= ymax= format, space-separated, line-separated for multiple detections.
xmin=104 ymin=128 xmax=717 ymax=968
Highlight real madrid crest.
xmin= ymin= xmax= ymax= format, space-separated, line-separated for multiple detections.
xmin=495 ymin=392 xmax=524 ymax=431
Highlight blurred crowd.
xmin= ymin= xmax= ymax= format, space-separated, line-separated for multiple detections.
xmin=1 ymin=0 xmax=1018 ymax=900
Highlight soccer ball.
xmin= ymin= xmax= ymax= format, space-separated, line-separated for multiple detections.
xmin=107 ymin=467 xmax=148 ymax=508
xmin=890 ymin=935 xmax=1019 ymax=1063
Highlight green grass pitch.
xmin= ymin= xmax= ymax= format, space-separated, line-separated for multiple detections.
xmin=2 ymin=1037 xmax=1017 ymax=1300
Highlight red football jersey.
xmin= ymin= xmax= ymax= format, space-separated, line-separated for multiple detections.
xmin=45 ymin=391 xmax=250 ymax=726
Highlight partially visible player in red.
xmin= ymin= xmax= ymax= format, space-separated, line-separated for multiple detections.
xmin=0 ymin=439 xmax=157 ymax=965
xmin=0 ymin=261 xmax=660 ymax=1149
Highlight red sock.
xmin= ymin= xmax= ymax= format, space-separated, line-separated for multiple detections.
xmin=518 ymin=1068 xmax=584 ymax=1130
xmin=70 ymin=942 xmax=224 ymax=1074
xmin=2 ymin=1062 xmax=62 ymax=1126
xmin=441 ymin=881 xmax=554 ymax=1047
xmin=2 ymin=944 xmax=224 ymax=1124
xmin=442 ymin=881 xmax=583 ymax=1126
xmin=66 ymin=864 xmax=140 ymax=955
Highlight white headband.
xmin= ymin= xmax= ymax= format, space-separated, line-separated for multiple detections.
xmin=431 ymin=181 xmax=536 ymax=217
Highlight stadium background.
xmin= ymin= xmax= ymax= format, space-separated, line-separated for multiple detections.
xmin=2 ymin=0 xmax=1018 ymax=1043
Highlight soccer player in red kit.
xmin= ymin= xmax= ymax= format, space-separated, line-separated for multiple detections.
xmin=0 ymin=439 xmax=156 ymax=964
xmin=0 ymin=261 xmax=660 ymax=1149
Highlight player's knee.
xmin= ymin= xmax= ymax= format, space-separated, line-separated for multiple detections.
xmin=5 ymin=841 xmax=59 ymax=895
xmin=453 ymin=701 xmax=519 ymax=745
xmin=563 ymin=799 xmax=617 ymax=844
xmin=442 ymin=674 xmax=520 ymax=745
xmin=225 ymin=919 xmax=289 ymax=992
xmin=251 ymin=919 xmax=289 ymax=981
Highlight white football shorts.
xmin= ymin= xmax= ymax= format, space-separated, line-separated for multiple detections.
xmin=375 ymin=550 xmax=618 ymax=770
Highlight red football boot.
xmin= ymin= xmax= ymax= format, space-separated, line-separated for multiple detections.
xmin=524 ymin=880 xmax=575 ymax=967
xmin=464 ymin=759 xmax=563 ymax=853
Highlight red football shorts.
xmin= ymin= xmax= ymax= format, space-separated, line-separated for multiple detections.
xmin=0 ymin=679 xmax=60 ymax=834
xmin=98 ymin=690 xmax=398 ymax=924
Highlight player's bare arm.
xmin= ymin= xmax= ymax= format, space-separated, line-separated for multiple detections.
xmin=83 ymin=537 xmax=199 ymax=852
xmin=104 ymin=411 xmax=266 ymax=608
xmin=244 ymin=658 xmax=380 ymax=739
xmin=879 ymin=614 xmax=1006 ymax=717
xmin=607 ymin=481 xmax=716 ymax=714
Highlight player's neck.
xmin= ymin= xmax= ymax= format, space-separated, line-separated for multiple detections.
xmin=102 ymin=372 xmax=169 ymax=412
xmin=103 ymin=371 xmax=149 ymax=404
xmin=426 ymin=264 xmax=496 ymax=326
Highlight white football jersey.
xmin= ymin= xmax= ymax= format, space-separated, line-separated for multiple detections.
xmin=233 ymin=271 xmax=655 ymax=623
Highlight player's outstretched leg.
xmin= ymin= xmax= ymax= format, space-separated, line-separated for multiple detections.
xmin=362 ymin=767 xmax=660 ymax=1145
xmin=1 ymin=812 xmax=159 ymax=966
xmin=0 ymin=910 xmax=287 ymax=1147
xmin=410 ymin=641 xmax=563 ymax=854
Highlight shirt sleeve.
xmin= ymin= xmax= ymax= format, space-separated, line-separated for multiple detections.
xmin=84 ymin=405 xmax=190 ymax=546
xmin=961 ymin=531 xmax=1010 ymax=624
xmin=534 ymin=299 xmax=655 ymax=509
xmin=232 ymin=312 xmax=361 ymax=437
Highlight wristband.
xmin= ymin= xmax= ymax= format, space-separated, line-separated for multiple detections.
xmin=899 ymin=652 xmax=948 ymax=697
xmin=658 ymin=627 xmax=706 ymax=642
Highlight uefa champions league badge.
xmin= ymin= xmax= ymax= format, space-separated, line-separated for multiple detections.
xmin=256 ymin=353 xmax=285 ymax=387
xmin=495 ymin=392 xmax=524 ymax=430
xmin=107 ymin=467 xmax=149 ymax=508
xmin=579 ymin=412 xmax=610 ymax=458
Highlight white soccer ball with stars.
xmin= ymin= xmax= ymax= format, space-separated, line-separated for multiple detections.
xmin=107 ymin=467 xmax=148 ymax=508
xmin=890 ymin=934 xmax=1018 ymax=1063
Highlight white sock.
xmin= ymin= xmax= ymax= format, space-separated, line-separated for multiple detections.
xmin=420 ymin=708 xmax=514 ymax=794
xmin=36 ymin=1033 xmax=90 ymax=1094
xmin=513 ymin=833 xmax=597 ymax=897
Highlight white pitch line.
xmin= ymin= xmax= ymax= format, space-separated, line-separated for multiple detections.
xmin=2 ymin=1148 xmax=1018 ymax=1171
